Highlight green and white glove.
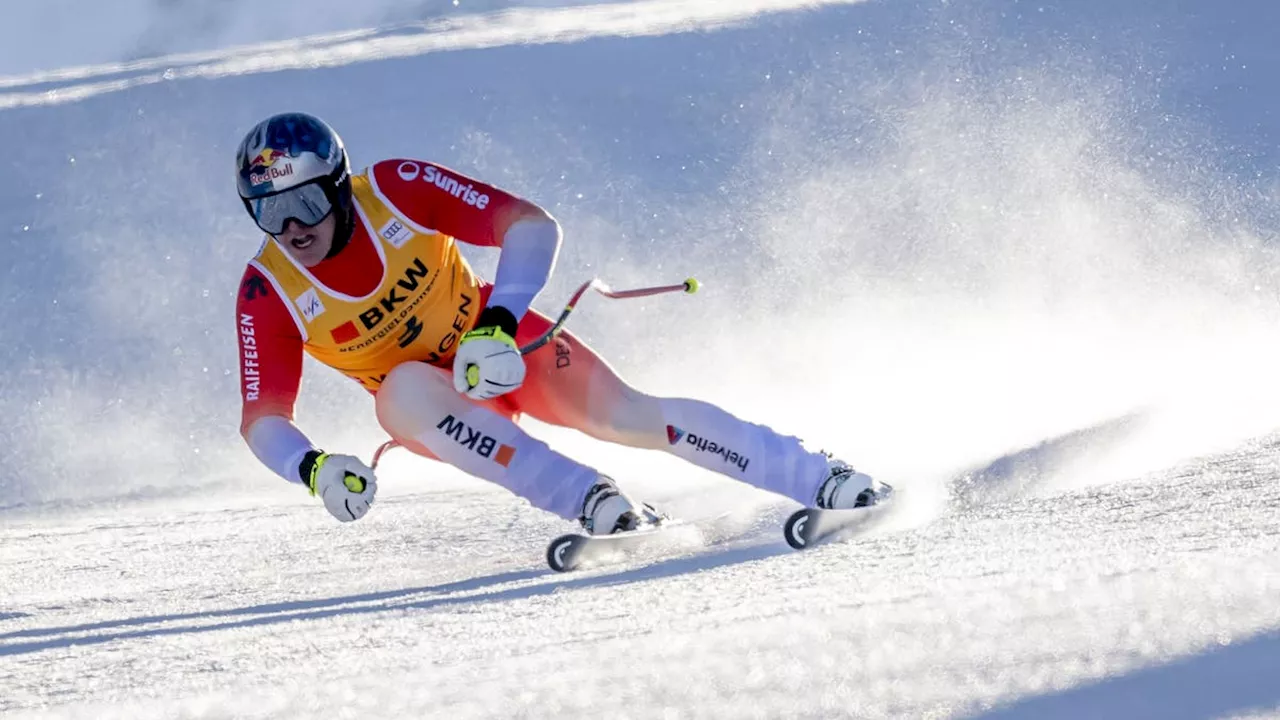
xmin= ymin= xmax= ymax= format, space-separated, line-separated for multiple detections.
xmin=301 ymin=451 xmax=377 ymax=522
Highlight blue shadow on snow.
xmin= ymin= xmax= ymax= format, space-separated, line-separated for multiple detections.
xmin=967 ymin=629 xmax=1280 ymax=720
xmin=0 ymin=539 xmax=788 ymax=657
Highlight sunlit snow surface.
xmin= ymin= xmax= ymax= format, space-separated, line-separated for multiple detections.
xmin=5 ymin=443 xmax=1280 ymax=718
xmin=5 ymin=0 xmax=1280 ymax=717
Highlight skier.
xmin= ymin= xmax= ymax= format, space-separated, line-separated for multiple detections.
xmin=234 ymin=111 xmax=890 ymax=534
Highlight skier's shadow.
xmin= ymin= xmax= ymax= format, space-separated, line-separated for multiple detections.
xmin=0 ymin=537 xmax=788 ymax=658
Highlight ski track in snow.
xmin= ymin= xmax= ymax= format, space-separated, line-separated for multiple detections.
xmin=4 ymin=442 xmax=1280 ymax=718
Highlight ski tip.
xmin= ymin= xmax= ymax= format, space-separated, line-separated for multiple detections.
xmin=784 ymin=509 xmax=814 ymax=550
xmin=546 ymin=533 xmax=585 ymax=573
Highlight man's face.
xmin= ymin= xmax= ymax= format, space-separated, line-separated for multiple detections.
xmin=275 ymin=213 xmax=336 ymax=267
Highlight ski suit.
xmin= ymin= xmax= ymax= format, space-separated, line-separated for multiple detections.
xmin=235 ymin=159 xmax=832 ymax=519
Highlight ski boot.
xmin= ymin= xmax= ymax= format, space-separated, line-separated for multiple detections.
xmin=814 ymin=456 xmax=894 ymax=510
xmin=579 ymin=475 xmax=664 ymax=535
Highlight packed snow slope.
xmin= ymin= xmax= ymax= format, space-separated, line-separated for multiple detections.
xmin=4 ymin=0 xmax=1280 ymax=717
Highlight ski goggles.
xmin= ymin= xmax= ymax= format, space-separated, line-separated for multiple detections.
xmin=247 ymin=181 xmax=333 ymax=236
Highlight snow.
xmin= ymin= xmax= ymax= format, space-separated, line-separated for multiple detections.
xmin=6 ymin=449 xmax=1280 ymax=718
xmin=5 ymin=0 xmax=1280 ymax=717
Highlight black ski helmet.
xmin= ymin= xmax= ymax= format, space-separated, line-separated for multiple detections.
xmin=235 ymin=112 xmax=355 ymax=256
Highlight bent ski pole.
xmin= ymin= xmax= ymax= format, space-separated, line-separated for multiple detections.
xmin=522 ymin=276 xmax=699 ymax=354
xmin=371 ymin=439 xmax=400 ymax=470
xmin=373 ymin=275 xmax=701 ymax=469
xmin=463 ymin=276 xmax=699 ymax=388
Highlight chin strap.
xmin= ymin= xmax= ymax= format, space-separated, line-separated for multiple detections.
xmin=323 ymin=175 xmax=356 ymax=259
xmin=324 ymin=207 xmax=355 ymax=259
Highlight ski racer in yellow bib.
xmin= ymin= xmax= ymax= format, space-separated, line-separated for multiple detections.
xmin=234 ymin=112 xmax=891 ymax=537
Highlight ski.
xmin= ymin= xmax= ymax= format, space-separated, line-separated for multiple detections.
xmin=783 ymin=494 xmax=896 ymax=550
xmin=545 ymin=518 xmax=711 ymax=573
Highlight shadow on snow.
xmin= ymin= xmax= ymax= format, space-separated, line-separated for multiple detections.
xmin=967 ymin=629 xmax=1280 ymax=720
xmin=0 ymin=537 xmax=790 ymax=657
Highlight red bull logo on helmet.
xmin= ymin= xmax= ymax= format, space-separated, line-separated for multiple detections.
xmin=248 ymin=147 xmax=294 ymax=187
xmin=249 ymin=147 xmax=286 ymax=169
xmin=250 ymin=163 xmax=295 ymax=186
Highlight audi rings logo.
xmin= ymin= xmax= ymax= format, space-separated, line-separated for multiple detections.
xmin=397 ymin=161 xmax=421 ymax=181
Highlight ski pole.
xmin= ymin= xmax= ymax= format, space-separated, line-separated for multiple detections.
xmin=372 ymin=275 xmax=701 ymax=468
xmin=371 ymin=439 xmax=399 ymax=470
xmin=463 ymin=276 xmax=699 ymax=389
xmin=517 ymin=276 xmax=699 ymax=355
